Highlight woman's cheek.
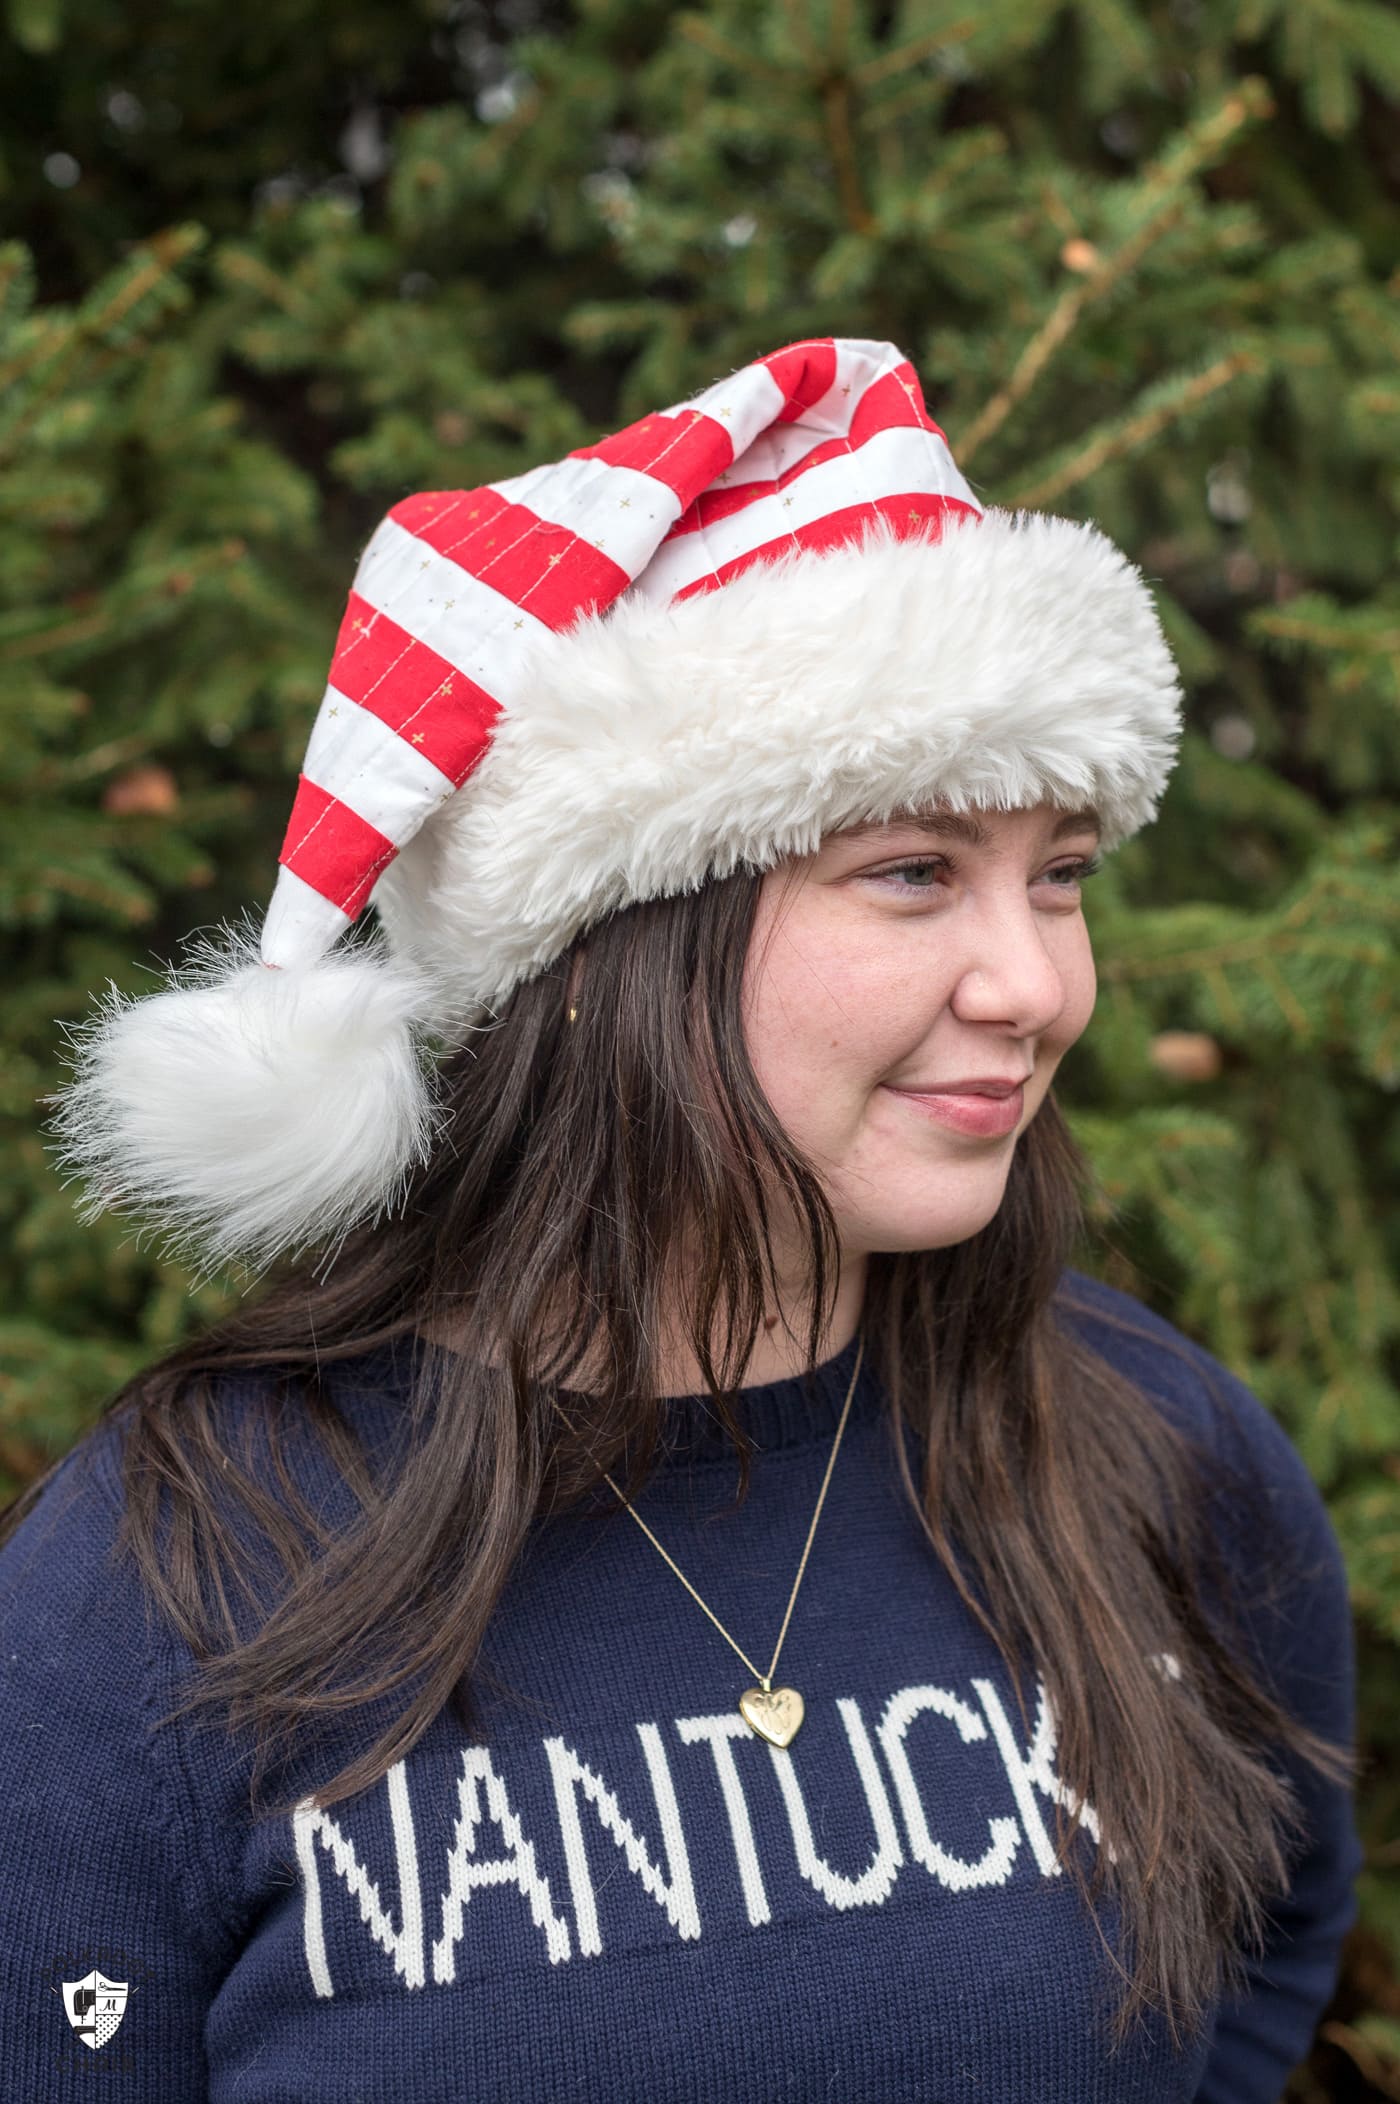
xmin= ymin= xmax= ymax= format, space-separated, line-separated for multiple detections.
xmin=1057 ymin=932 xmax=1098 ymax=1045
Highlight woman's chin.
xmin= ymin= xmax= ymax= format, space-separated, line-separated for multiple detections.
xmin=838 ymin=1182 xmax=1015 ymax=1257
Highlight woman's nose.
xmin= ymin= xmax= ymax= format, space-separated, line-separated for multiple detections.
xmin=943 ymin=898 xmax=1079 ymax=1038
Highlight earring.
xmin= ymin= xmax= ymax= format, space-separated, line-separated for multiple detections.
xmin=567 ymin=1005 xmax=578 ymax=1024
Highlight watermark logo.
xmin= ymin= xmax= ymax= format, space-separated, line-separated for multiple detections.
xmin=60 ymin=1969 xmax=129 ymax=2050
xmin=46 ymin=1946 xmax=150 ymax=2071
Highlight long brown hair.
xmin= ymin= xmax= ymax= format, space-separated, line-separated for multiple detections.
xmin=6 ymin=862 xmax=1355 ymax=2050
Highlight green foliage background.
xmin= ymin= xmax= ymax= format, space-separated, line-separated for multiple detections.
xmin=1 ymin=0 xmax=1397 ymax=2090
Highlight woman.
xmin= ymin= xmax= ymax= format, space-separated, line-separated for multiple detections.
xmin=3 ymin=339 xmax=1359 ymax=2101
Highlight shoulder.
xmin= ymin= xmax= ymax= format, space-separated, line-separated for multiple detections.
xmin=0 ymin=1413 xmax=129 ymax=1614
xmin=0 ymin=1415 xmax=167 ymax=1826
xmin=0 ymin=1406 xmax=182 ymax=1732
xmin=0 ymin=1367 xmax=276 ymax=1658
xmin=1 ymin=1336 xmax=410 ymax=1647
xmin=1055 ymin=1263 xmax=1321 ymax=1505
xmin=1053 ymin=1266 xmax=1352 ymax=1719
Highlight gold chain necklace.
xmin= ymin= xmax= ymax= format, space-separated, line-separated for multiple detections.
xmin=545 ymin=1333 xmax=864 ymax=1749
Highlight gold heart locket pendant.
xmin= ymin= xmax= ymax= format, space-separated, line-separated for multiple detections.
xmin=739 ymin=1684 xmax=805 ymax=1748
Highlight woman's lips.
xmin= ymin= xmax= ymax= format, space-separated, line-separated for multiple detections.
xmin=882 ymin=1083 xmax=1025 ymax=1138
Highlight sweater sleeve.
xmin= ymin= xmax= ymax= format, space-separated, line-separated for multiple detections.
xmin=1056 ymin=1270 xmax=1364 ymax=2101
xmin=1183 ymin=1354 xmax=1364 ymax=2104
xmin=0 ymin=1432 xmax=226 ymax=2099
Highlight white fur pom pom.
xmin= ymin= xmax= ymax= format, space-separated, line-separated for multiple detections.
xmin=46 ymin=921 xmax=445 ymax=1277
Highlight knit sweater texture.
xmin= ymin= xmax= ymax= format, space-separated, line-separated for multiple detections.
xmin=1 ymin=1268 xmax=1361 ymax=2102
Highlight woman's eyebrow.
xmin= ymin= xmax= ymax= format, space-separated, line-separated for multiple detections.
xmin=834 ymin=806 xmax=1103 ymax=848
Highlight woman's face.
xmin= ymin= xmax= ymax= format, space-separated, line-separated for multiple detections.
xmin=741 ymin=799 xmax=1101 ymax=1259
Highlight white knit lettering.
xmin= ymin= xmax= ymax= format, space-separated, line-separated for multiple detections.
xmin=293 ymin=1759 xmax=425 ymax=1999
xmin=972 ymin=1676 xmax=1117 ymax=1874
xmin=675 ymin=1712 xmax=772 ymax=1926
xmin=292 ymin=1670 xmax=1119 ymax=1998
xmin=431 ymin=1742 xmax=573 ymax=1982
xmin=766 ymin=1697 xmax=903 ymax=1910
xmin=542 ymin=1720 xmax=701 ymax=1957
xmin=876 ymin=1684 xmax=1021 ymax=1891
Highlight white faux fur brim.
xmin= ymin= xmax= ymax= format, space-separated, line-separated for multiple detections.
xmin=372 ymin=507 xmax=1183 ymax=1018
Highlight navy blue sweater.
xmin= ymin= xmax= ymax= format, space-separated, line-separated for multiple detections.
xmin=1 ymin=1270 xmax=1361 ymax=2101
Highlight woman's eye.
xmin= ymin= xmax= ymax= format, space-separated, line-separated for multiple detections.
xmin=880 ymin=858 xmax=944 ymax=889
xmin=873 ymin=854 xmax=1103 ymax=894
xmin=1048 ymin=854 xmax=1103 ymax=887
xmin=1042 ymin=855 xmax=1103 ymax=888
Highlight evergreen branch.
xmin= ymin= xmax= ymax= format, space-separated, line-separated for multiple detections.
xmin=782 ymin=0 xmax=822 ymax=67
xmin=563 ymin=301 xmax=669 ymax=350
xmin=0 ymin=225 xmax=205 ymax=463
xmin=470 ymin=82 xmax=545 ymax=168
xmin=1120 ymin=74 xmax=1276 ymax=232
xmin=1033 ymin=179 xmax=1085 ymax=244
xmin=802 ymin=0 xmax=869 ymax=231
xmin=854 ymin=22 xmax=976 ymax=88
xmin=822 ymin=73 xmax=871 ymax=231
xmin=1301 ymin=1279 xmax=1342 ymax=1377
xmin=1154 ymin=1189 xmax=1239 ymax=1285
xmin=1203 ymin=962 xmax=1244 ymax=1032
xmin=1258 ymin=952 xmax=1315 ymax=1039
xmin=0 ymin=243 xmax=38 ymax=394
xmin=0 ymin=241 xmax=34 ymax=320
xmin=0 ymin=610 xmax=109 ymax=661
xmin=956 ymin=81 xmax=1274 ymax=465
xmin=1280 ymin=874 xmax=1400 ymax=930
xmin=1102 ymin=930 xmax=1393 ymax=982
xmin=1002 ymin=351 xmax=1259 ymax=508
xmin=1251 ymin=609 xmax=1400 ymax=656
xmin=84 ymin=224 xmax=204 ymax=340
xmin=673 ymin=15 xmax=788 ymax=77
xmin=29 ymin=865 xmax=156 ymax=918
xmin=825 ymin=0 xmax=854 ymax=63
xmin=0 ymin=539 xmax=246 ymax=662
xmin=856 ymin=69 xmax=958 ymax=131
xmin=0 ymin=325 xmax=123 ymax=433
xmin=1337 ymin=1187 xmax=1384 ymax=1353
xmin=34 ymin=733 xmax=154 ymax=788
xmin=1374 ymin=1013 xmax=1400 ymax=1087
xmin=906 ymin=128 xmax=1005 ymax=201
xmin=215 ymin=247 xmax=312 ymax=316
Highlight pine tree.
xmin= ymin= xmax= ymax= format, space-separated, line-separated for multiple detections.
xmin=2 ymin=1 xmax=1397 ymax=2088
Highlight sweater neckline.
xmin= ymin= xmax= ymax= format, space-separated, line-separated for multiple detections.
xmin=564 ymin=1328 xmax=882 ymax=1461
xmin=380 ymin=1327 xmax=884 ymax=1462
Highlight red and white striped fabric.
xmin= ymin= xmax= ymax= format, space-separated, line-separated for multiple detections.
xmin=264 ymin=338 xmax=981 ymax=971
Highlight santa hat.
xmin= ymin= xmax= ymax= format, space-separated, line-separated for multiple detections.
xmin=49 ymin=337 xmax=1183 ymax=1275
